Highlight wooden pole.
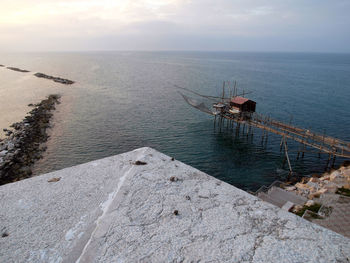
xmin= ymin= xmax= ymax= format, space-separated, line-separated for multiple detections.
xmin=283 ymin=138 xmax=293 ymax=175
xmin=234 ymin=81 xmax=237 ymax=97
xmin=331 ymin=153 xmax=336 ymax=168
xmin=280 ymin=136 xmax=284 ymax=152
xmin=222 ymin=81 xmax=225 ymax=102
xmin=325 ymin=154 xmax=331 ymax=171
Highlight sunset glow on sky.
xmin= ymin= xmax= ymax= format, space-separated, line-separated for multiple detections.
xmin=1 ymin=0 xmax=349 ymax=52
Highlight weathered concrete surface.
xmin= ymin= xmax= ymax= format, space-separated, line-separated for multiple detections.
xmin=0 ymin=147 xmax=349 ymax=263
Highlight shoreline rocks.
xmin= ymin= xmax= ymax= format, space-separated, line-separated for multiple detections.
xmin=0 ymin=95 xmax=61 ymax=185
xmin=6 ymin=67 xmax=30 ymax=73
xmin=34 ymin=72 xmax=74 ymax=85
xmin=285 ymin=163 xmax=350 ymax=202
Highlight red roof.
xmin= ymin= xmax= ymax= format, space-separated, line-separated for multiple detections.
xmin=231 ymin=96 xmax=249 ymax=105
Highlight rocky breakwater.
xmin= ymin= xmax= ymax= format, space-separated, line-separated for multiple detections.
xmin=34 ymin=72 xmax=74 ymax=85
xmin=0 ymin=95 xmax=60 ymax=185
xmin=6 ymin=67 xmax=30 ymax=73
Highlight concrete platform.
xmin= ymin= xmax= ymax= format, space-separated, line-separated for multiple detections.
xmin=0 ymin=147 xmax=349 ymax=262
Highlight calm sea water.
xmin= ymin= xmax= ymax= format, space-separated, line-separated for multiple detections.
xmin=1 ymin=51 xmax=350 ymax=191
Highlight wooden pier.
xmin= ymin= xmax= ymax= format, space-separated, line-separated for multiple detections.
xmin=216 ymin=112 xmax=350 ymax=159
xmin=178 ymin=82 xmax=350 ymax=173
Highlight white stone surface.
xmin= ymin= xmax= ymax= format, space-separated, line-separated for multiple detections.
xmin=0 ymin=147 xmax=349 ymax=263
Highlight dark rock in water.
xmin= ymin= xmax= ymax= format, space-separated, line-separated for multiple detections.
xmin=34 ymin=72 xmax=74 ymax=85
xmin=6 ymin=67 xmax=30 ymax=73
xmin=0 ymin=64 xmax=4 ymax=67
xmin=0 ymin=94 xmax=61 ymax=185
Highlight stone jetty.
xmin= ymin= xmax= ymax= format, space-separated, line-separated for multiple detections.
xmin=1 ymin=64 xmax=75 ymax=84
xmin=0 ymin=94 xmax=60 ymax=185
xmin=34 ymin=72 xmax=74 ymax=85
xmin=0 ymin=147 xmax=349 ymax=262
xmin=6 ymin=67 xmax=30 ymax=73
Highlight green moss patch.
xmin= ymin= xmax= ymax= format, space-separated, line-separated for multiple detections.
xmin=336 ymin=187 xmax=350 ymax=197
xmin=295 ymin=203 xmax=322 ymax=217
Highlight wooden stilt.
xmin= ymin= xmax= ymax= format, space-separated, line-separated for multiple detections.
xmin=282 ymin=157 xmax=286 ymax=168
xmin=325 ymin=154 xmax=331 ymax=171
xmin=331 ymin=154 xmax=336 ymax=168
xmin=280 ymin=136 xmax=284 ymax=152
xmin=283 ymin=138 xmax=293 ymax=175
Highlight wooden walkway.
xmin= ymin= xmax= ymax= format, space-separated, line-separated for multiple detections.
xmin=216 ymin=112 xmax=350 ymax=159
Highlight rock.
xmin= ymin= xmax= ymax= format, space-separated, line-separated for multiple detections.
xmin=0 ymin=94 xmax=60 ymax=185
xmin=309 ymin=187 xmax=317 ymax=194
xmin=169 ymin=176 xmax=178 ymax=182
xmin=6 ymin=67 xmax=30 ymax=73
xmin=48 ymin=177 xmax=61 ymax=183
xmin=295 ymin=183 xmax=310 ymax=190
xmin=309 ymin=188 xmax=328 ymax=199
xmin=306 ymin=181 xmax=319 ymax=190
xmin=330 ymin=171 xmax=341 ymax=181
xmin=332 ymin=177 xmax=348 ymax=187
xmin=323 ymin=182 xmax=338 ymax=193
xmin=4 ymin=153 xmax=14 ymax=160
xmin=343 ymin=183 xmax=350 ymax=190
xmin=0 ymin=146 xmax=5 ymax=152
xmin=305 ymin=200 xmax=315 ymax=207
xmin=320 ymin=175 xmax=330 ymax=181
xmin=34 ymin=72 xmax=74 ymax=85
xmin=134 ymin=161 xmax=147 ymax=165
xmin=19 ymin=166 xmax=32 ymax=176
xmin=285 ymin=186 xmax=296 ymax=191
xmin=309 ymin=177 xmax=319 ymax=183
xmin=7 ymin=142 xmax=15 ymax=151
xmin=308 ymin=193 xmax=318 ymax=199
xmin=292 ymin=205 xmax=303 ymax=213
xmin=342 ymin=168 xmax=350 ymax=178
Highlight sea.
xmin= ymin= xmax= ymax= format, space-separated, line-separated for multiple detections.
xmin=1 ymin=51 xmax=350 ymax=191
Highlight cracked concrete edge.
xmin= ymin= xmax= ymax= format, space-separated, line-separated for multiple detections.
xmin=0 ymin=147 xmax=349 ymax=263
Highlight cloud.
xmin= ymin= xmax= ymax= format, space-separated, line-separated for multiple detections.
xmin=0 ymin=0 xmax=349 ymax=52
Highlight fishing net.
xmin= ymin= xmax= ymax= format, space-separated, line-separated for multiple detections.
xmin=179 ymin=92 xmax=214 ymax=115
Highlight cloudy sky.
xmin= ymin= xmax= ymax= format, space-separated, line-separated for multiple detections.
xmin=1 ymin=0 xmax=349 ymax=52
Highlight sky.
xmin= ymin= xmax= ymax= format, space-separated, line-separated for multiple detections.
xmin=0 ymin=0 xmax=349 ymax=52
